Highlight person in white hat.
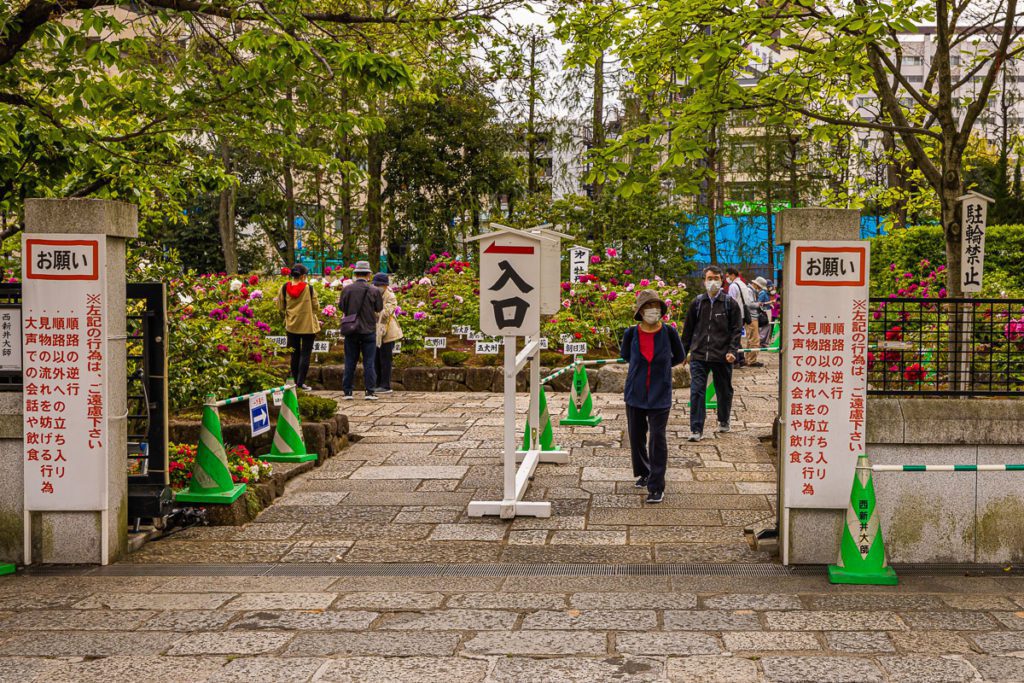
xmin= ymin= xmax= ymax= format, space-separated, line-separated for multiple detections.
xmin=339 ymin=261 xmax=383 ymax=400
xmin=751 ymin=277 xmax=772 ymax=347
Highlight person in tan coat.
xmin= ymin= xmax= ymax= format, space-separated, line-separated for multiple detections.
xmin=276 ymin=263 xmax=321 ymax=390
xmin=372 ymin=272 xmax=403 ymax=394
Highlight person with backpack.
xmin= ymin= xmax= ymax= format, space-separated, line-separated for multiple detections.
xmin=621 ymin=290 xmax=687 ymax=504
xmin=339 ymin=261 xmax=383 ymax=400
xmin=752 ymin=276 xmax=773 ymax=347
xmin=726 ymin=266 xmax=763 ymax=368
xmin=276 ymin=263 xmax=321 ymax=391
xmin=680 ymin=265 xmax=743 ymax=441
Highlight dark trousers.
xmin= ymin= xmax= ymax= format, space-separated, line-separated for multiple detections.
xmin=343 ymin=332 xmax=377 ymax=395
xmin=287 ymin=332 xmax=315 ymax=386
xmin=376 ymin=341 xmax=395 ymax=390
xmin=689 ymin=359 xmax=734 ymax=433
xmin=626 ymin=405 xmax=671 ymax=493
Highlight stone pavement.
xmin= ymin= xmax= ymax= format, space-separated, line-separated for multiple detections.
xmin=130 ymin=356 xmax=780 ymax=564
xmin=3 ymin=570 xmax=1024 ymax=681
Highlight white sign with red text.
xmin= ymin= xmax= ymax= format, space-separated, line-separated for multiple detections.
xmin=22 ymin=234 xmax=108 ymax=511
xmin=782 ymin=241 xmax=869 ymax=509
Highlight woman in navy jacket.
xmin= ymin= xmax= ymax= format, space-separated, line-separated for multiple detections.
xmin=620 ymin=290 xmax=686 ymax=503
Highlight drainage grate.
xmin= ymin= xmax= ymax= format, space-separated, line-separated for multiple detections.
xmin=18 ymin=562 xmax=1021 ymax=578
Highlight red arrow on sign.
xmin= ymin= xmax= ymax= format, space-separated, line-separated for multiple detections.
xmin=485 ymin=242 xmax=535 ymax=255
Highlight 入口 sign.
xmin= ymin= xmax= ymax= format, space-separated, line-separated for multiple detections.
xmin=782 ymin=241 xmax=870 ymax=509
xmin=22 ymin=234 xmax=108 ymax=511
xmin=472 ymin=228 xmax=542 ymax=337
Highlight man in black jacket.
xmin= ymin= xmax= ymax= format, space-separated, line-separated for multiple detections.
xmin=340 ymin=261 xmax=384 ymax=400
xmin=680 ymin=265 xmax=743 ymax=441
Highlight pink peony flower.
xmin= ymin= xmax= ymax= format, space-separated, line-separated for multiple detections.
xmin=413 ymin=311 xmax=427 ymax=320
xmin=216 ymin=344 xmax=229 ymax=353
xmin=590 ymin=255 xmax=601 ymax=264
xmin=639 ymin=279 xmax=650 ymax=286
xmin=606 ymin=247 xmax=617 ymax=258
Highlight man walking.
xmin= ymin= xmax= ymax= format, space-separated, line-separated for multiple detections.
xmin=681 ymin=265 xmax=743 ymax=441
xmin=339 ymin=261 xmax=383 ymax=400
xmin=726 ymin=266 xmax=763 ymax=368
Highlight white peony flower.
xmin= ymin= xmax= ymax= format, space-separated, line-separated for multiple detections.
xmin=177 ymin=292 xmax=194 ymax=305
xmin=229 ymin=278 xmax=243 ymax=291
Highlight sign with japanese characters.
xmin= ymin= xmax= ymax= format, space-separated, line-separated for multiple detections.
xmin=266 ymin=336 xmax=288 ymax=347
xmin=22 ymin=234 xmax=108 ymax=511
xmin=477 ymin=230 xmax=542 ymax=337
xmin=959 ymin=192 xmax=992 ymax=293
xmin=569 ymin=245 xmax=591 ymax=283
xmin=424 ymin=337 xmax=447 ymax=349
xmin=564 ymin=342 xmax=587 ymax=356
xmin=312 ymin=341 xmax=330 ymax=354
xmin=527 ymin=225 xmax=566 ymax=314
xmin=475 ymin=341 xmax=501 ymax=354
xmin=782 ymin=241 xmax=869 ymax=509
xmin=0 ymin=308 xmax=21 ymax=371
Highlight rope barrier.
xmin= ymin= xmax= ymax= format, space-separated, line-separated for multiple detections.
xmin=867 ymin=464 xmax=1024 ymax=472
xmin=214 ymin=383 xmax=295 ymax=408
xmin=540 ymin=362 xmax=578 ymax=385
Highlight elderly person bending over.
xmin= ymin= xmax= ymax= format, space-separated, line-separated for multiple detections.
xmin=620 ymin=290 xmax=686 ymax=504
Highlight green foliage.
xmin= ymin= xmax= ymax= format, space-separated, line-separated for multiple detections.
xmin=297 ymin=394 xmax=339 ymax=422
xmin=870 ymin=225 xmax=1024 ymax=295
xmin=381 ymin=78 xmax=520 ymax=274
xmin=441 ymin=350 xmax=470 ymax=367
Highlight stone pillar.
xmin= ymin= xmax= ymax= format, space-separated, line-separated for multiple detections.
xmin=775 ymin=209 xmax=861 ymax=564
xmin=23 ymin=199 xmax=137 ymax=564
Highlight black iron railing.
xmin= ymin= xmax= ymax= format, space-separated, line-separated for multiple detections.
xmin=868 ymin=297 xmax=1024 ymax=396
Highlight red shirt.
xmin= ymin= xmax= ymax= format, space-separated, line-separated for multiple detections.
xmin=640 ymin=329 xmax=656 ymax=389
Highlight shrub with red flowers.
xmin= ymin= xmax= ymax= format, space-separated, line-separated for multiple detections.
xmin=168 ymin=443 xmax=273 ymax=491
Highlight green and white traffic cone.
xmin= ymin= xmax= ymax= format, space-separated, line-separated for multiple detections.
xmin=175 ymin=396 xmax=247 ymax=505
xmin=522 ymin=385 xmax=560 ymax=452
xmin=828 ymin=454 xmax=898 ymax=586
xmin=0 ymin=563 xmax=14 ymax=576
xmin=263 ymin=383 xmax=318 ymax=463
xmin=560 ymin=362 xmax=602 ymax=426
xmin=767 ymin=321 xmax=781 ymax=352
xmin=688 ymin=375 xmax=718 ymax=410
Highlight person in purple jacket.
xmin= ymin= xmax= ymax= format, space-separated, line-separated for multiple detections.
xmin=620 ymin=290 xmax=686 ymax=504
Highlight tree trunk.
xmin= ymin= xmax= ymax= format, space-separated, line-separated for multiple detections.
xmin=217 ymin=141 xmax=239 ymax=274
xmin=527 ymin=36 xmax=538 ymax=195
xmin=591 ymin=51 xmax=605 ymax=200
xmin=284 ymin=163 xmax=296 ymax=266
xmin=940 ymin=169 xmax=964 ymax=297
xmin=366 ymin=131 xmax=383 ymax=268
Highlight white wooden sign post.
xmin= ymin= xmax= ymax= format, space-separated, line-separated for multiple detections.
xmin=569 ymin=245 xmax=591 ymax=283
xmin=781 ymin=241 xmax=870 ymax=509
xmin=465 ymin=226 xmax=566 ymax=519
xmin=959 ymin=191 xmax=993 ymax=294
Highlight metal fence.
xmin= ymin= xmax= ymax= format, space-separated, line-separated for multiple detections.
xmin=868 ymin=297 xmax=1024 ymax=396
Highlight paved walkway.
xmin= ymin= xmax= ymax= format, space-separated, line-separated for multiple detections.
xmin=3 ymin=571 xmax=1024 ymax=681
xmin=131 ymin=356 xmax=780 ymax=564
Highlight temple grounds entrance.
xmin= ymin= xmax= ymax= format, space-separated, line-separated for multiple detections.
xmin=128 ymin=357 xmax=779 ymax=565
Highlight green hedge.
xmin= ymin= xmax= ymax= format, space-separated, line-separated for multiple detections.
xmin=870 ymin=224 xmax=1024 ymax=294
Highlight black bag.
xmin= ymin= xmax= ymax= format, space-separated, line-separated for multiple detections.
xmin=758 ymin=308 xmax=769 ymax=327
xmin=340 ymin=286 xmax=367 ymax=336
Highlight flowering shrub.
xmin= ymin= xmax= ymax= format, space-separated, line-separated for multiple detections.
xmin=168 ymin=443 xmax=273 ymax=491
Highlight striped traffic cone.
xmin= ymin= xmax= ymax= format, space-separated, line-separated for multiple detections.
xmin=766 ymin=321 xmax=781 ymax=352
xmin=262 ymin=384 xmax=318 ymax=463
xmin=688 ymin=375 xmax=718 ymax=410
xmin=828 ymin=454 xmax=898 ymax=586
xmin=175 ymin=396 xmax=248 ymax=504
xmin=560 ymin=362 xmax=602 ymax=426
xmin=522 ymin=385 xmax=560 ymax=452
xmin=0 ymin=563 xmax=14 ymax=576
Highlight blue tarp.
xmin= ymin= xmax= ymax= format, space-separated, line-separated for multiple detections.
xmin=686 ymin=214 xmax=888 ymax=265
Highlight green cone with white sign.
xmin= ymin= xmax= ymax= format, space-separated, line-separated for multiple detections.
xmin=175 ymin=397 xmax=247 ymax=505
xmin=262 ymin=383 xmax=317 ymax=463
xmin=561 ymin=363 xmax=602 ymax=426
xmin=523 ymin=385 xmax=560 ymax=452
xmin=688 ymin=376 xmax=718 ymax=410
xmin=829 ymin=454 xmax=898 ymax=586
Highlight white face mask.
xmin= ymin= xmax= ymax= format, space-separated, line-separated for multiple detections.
xmin=706 ymin=280 xmax=721 ymax=296
xmin=642 ymin=309 xmax=662 ymax=324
